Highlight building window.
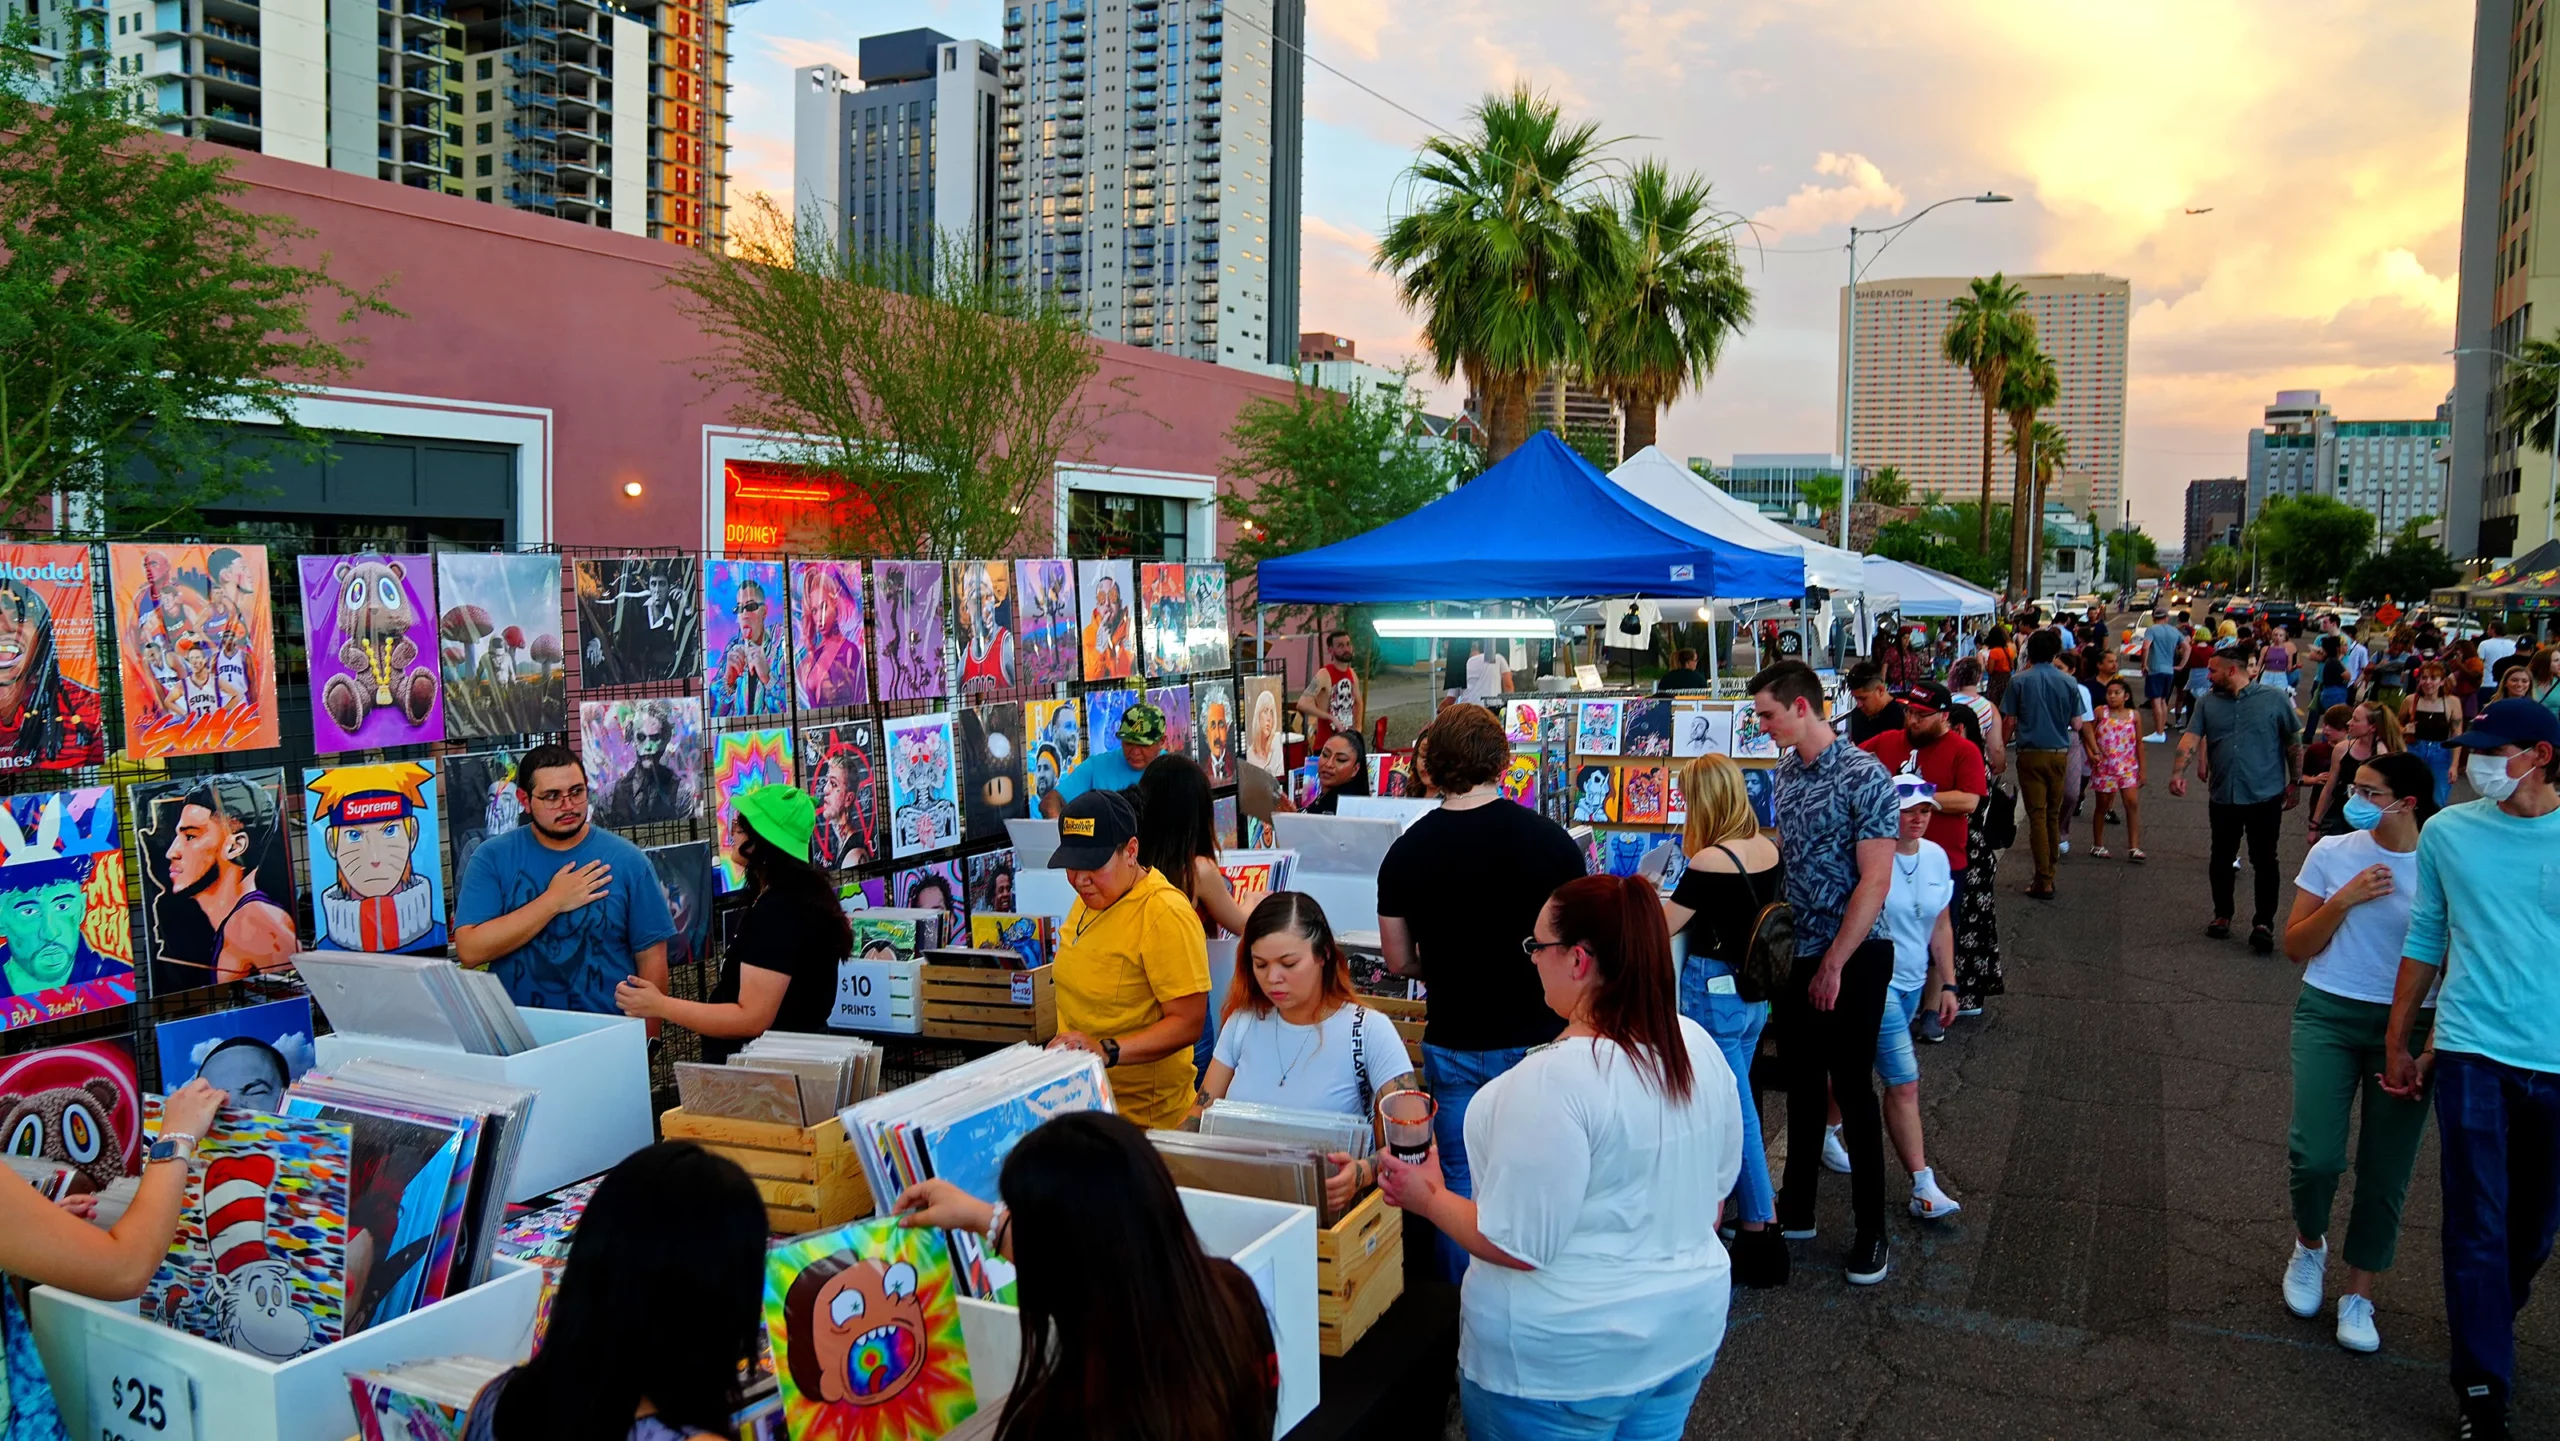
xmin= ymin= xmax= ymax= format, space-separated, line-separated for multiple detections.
xmin=477 ymin=121 xmax=491 ymax=143
xmin=477 ymin=186 xmax=493 ymax=201
xmin=476 ymin=90 xmax=492 ymax=112
xmin=1068 ymin=490 xmax=1188 ymax=559
xmin=477 ymin=57 xmax=492 ymax=79
xmin=476 ymin=154 xmax=492 ymax=176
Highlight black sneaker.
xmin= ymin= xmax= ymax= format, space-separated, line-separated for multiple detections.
xmin=1731 ymin=1228 xmax=1791 ymax=1289
xmin=2250 ymin=924 xmax=2276 ymax=954
xmin=2206 ymin=918 xmax=2232 ymax=940
xmin=2456 ymin=1387 xmax=2508 ymax=1441
xmin=1846 ymin=1232 xmax=1891 ymax=1286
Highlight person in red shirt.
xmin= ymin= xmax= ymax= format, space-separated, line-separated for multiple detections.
xmin=1861 ymin=683 xmax=1987 ymax=1042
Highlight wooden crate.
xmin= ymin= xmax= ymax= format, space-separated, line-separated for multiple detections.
xmin=1316 ymin=1186 xmax=1404 ymax=1357
xmin=660 ymin=1107 xmax=872 ymax=1234
xmin=1369 ymin=994 xmax=1426 ymax=1050
xmin=922 ymin=962 xmax=1058 ymax=1043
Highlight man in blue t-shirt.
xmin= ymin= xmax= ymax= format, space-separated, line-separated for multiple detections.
xmin=1038 ymin=701 xmax=1168 ymax=817
xmin=455 ymin=743 xmax=675 ymax=1017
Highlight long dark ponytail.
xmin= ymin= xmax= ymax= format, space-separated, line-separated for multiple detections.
xmin=1544 ymin=874 xmax=1694 ymax=1102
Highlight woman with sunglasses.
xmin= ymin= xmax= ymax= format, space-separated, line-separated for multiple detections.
xmin=2278 ymin=750 xmax=2441 ymax=1356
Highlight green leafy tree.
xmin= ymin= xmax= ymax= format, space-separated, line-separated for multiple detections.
xmin=2250 ymin=494 xmax=2376 ymax=596
xmin=1940 ymin=274 xmax=2034 ymax=553
xmin=1375 ymin=85 xmax=1620 ymax=463
xmin=1861 ymin=464 xmax=1911 ymax=507
xmin=1588 ymin=160 xmax=1753 ymax=456
xmin=2179 ymin=543 xmax=2244 ymax=588
xmin=1795 ymin=472 xmax=1842 ymax=527
xmin=2497 ymin=338 xmax=2560 ymax=452
xmin=0 ymin=13 xmax=396 ymax=529
xmin=1871 ymin=515 xmax=2004 ymax=589
xmin=1996 ymin=353 xmax=2059 ymax=598
xmin=2340 ymin=516 xmax=2461 ymax=601
xmin=2103 ymin=527 xmax=2160 ymax=589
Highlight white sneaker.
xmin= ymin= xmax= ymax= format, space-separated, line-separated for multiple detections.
xmin=2336 ymin=1293 xmax=2379 ymax=1353
xmin=1909 ymin=1168 xmax=1962 ymax=1220
xmin=2143 ymin=731 xmax=2168 ymax=744
xmin=2059 ymin=839 xmax=2072 ymax=856
xmin=2283 ymin=1240 xmax=2328 ymax=1318
xmin=1821 ymin=1124 xmax=1851 ymax=1174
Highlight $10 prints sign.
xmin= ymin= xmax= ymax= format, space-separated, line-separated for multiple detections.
xmin=87 ymin=1335 xmax=196 ymax=1441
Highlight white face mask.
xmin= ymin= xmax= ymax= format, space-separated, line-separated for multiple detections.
xmin=2468 ymin=752 xmax=2524 ymax=804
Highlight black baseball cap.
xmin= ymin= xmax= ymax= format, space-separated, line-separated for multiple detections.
xmin=1894 ymin=682 xmax=1953 ymax=716
xmin=1048 ymin=789 xmax=1139 ymax=870
xmin=2451 ymin=698 xmax=2560 ymax=754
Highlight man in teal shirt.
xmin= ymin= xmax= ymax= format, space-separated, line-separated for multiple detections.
xmin=1039 ymin=701 xmax=1168 ymax=817
xmin=2383 ymin=698 xmax=2560 ymax=1439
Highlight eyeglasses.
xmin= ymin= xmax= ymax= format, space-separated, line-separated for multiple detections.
xmin=2347 ymin=784 xmax=2397 ymax=804
xmin=531 ymin=784 xmax=589 ymax=805
xmin=1519 ymin=936 xmax=1574 ymax=958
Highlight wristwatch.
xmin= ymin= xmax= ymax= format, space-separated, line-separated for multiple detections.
xmin=1102 ymin=1037 xmax=1121 ymax=1067
xmin=147 ymin=1133 xmax=199 ymax=1166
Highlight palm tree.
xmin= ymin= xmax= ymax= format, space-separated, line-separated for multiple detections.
xmin=1795 ymin=472 xmax=1843 ymax=529
xmin=1996 ymin=351 xmax=2058 ymax=600
xmin=2005 ymin=418 xmax=2069 ymax=601
xmin=1862 ymin=464 xmax=1911 ymax=507
xmin=1375 ymin=86 xmax=1621 ymax=463
xmin=1940 ymin=274 xmax=2035 ymax=553
xmin=2498 ymin=337 xmax=2560 ymax=454
xmin=1588 ymin=160 xmax=1754 ymax=456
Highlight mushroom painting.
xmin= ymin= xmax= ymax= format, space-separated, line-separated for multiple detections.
xmin=433 ymin=554 xmax=568 ymax=739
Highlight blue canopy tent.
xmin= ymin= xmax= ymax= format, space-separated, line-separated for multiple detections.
xmin=1255 ymin=432 xmax=1806 ymax=603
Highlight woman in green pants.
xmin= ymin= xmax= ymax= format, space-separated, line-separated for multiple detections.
xmin=2279 ymin=750 xmax=2441 ymax=1355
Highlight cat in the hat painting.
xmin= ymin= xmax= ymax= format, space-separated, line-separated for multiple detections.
xmin=142 ymin=1101 xmax=351 ymax=1359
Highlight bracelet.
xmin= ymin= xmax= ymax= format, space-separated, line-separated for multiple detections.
xmin=988 ymin=1203 xmax=1012 ymax=1253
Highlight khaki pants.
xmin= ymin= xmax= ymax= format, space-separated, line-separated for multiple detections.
xmin=2017 ymin=748 xmax=2071 ymax=889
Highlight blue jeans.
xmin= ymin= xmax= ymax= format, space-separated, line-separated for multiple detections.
xmin=1678 ymin=958 xmax=1774 ymax=1225
xmin=1875 ymin=984 xmax=1923 ymax=1088
xmin=2410 ymin=740 xmax=2454 ymax=808
xmin=1461 ymin=1357 xmax=1713 ymax=1441
xmin=2434 ymin=1051 xmax=2560 ymax=1408
xmin=1422 ymin=1043 xmax=1536 ymax=1282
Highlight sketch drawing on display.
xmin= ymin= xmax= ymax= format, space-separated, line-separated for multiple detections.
xmin=763 ymin=1218 xmax=977 ymax=1441
xmin=1076 ymin=559 xmax=1136 ymax=681
xmin=1185 ymin=562 xmax=1230 ymax=673
xmin=574 ymin=556 xmax=698 ymax=686
xmin=872 ymin=561 xmax=948 ymax=703
xmin=153 ymin=996 xmax=315 ymax=1103
xmin=789 ymin=560 xmax=870 ymax=710
xmin=1140 ymin=563 xmax=1188 ymax=677
xmin=444 ymin=750 xmax=525 ymax=883
xmin=955 ymin=561 xmax=1017 ymax=695
xmin=884 ymin=712 xmax=962 ymax=859
xmin=705 ymin=559 xmax=791 ymax=718
xmin=894 ymin=861 xmax=967 ymax=940
xmin=1021 ymin=698 xmax=1083 ymax=816
xmin=646 ymin=842 xmax=715 ymax=971
xmin=1731 ymin=705 xmax=1781 ymax=760
xmin=1240 ymin=676 xmax=1285 ymax=777
xmin=1671 ymin=701 xmax=1733 ymax=759
xmin=0 ymin=544 xmax=106 ymax=770
xmin=0 ymin=1038 xmax=141 ymax=1191
xmin=143 ymin=1101 xmax=350 ymax=1360
xmin=712 ymin=729 xmax=797 ymax=892
xmin=436 ymin=553 xmax=567 ymax=739
xmin=964 ymin=849 xmax=1017 ymax=916
xmin=0 ymin=786 xmax=135 ymax=1030
xmin=1575 ymin=701 xmax=1623 ymax=758
xmin=1192 ymin=679 xmax=1235 ymax=782
xmin=1570 ymin=766 xmax=1616 ymax=825
xmin=582 ymin=697 xmax=706 ymax=827
xmin=108 ymin=542 xmax=281 ymax=758
xmin=305 ymin=762 xmax=446 ymax=954
xmin=298 ymin=552 xmax=443 ymax=753
xmin=1620 ymin=698 xmax=1671 ymax=758
xmin=802 ymin=721 xmax=885 ymax=870
xmin=133 ymin=769 xmax=299 ymax=994
xmin=958 ymin=704 xmax=1025 ymax=844
xmin=1145 ymin=684 xmax=1192 ymax=755
xmin=1012 ymin=558 xmax=1078 ymax=685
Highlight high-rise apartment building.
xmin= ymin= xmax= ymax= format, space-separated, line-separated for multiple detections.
xmin=93 ymin=0 xmax=730 ymax=247
xmin=2452 ymin=0 xmax=2554 ymax=559
xmin=995 ymin=0 xmax=1303 ymax=369
xmin=2246 ymin=390 xmax=2451 ymax=539
xmin=2183 ymin=477 xmax=2246 ymax=562
xmin=1838 ymin=273 xmax=2130 ymax=518
xmin=794 ymin=30 xmax=1002 ymax=279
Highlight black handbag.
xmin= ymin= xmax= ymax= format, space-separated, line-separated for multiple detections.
xmin=1981 ymin=778 xmax=2020 ymax=850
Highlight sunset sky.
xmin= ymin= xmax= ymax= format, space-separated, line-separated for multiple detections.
xmin=730 ymin=0 xmax=2472 ymax=540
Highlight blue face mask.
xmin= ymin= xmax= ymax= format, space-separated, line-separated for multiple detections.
xmin=2342 ymin=795 xmax=2389 ymax=831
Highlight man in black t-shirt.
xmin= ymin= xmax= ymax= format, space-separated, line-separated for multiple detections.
xmin=1840 ymin=662 xmax=1906 ymax=747
xmin=1377 ymin=705 xmax=1584 ymax=1283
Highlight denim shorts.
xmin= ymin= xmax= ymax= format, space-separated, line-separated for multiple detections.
xmin=1875 ymin=984 xmax=1922 ymax=1087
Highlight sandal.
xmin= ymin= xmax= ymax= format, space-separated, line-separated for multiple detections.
xmin=2129 ymin=848 xmax=2148 ymax=863
xmin=2089 ymin=846 xmax=2112 ymax=858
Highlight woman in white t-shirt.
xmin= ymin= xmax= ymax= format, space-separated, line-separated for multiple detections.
xmin=1379 ymin=874 xmax=1740 ymax=1437
xmin=1201 ymin=892 xmax=1416 ymax=1215
xmin=1872 ymin=776 xmax=1961 ymax=1222
xmin=2278 ymin=750 xmax=2440 ymax=1357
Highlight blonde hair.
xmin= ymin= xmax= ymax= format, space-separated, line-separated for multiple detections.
xmin=1679 ymin=754 xmax=1759 ymax=854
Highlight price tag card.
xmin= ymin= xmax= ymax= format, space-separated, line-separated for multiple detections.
xmin=1009 ymin=972 xmax=1035 ymax=1005
xmin=831 ymin=959 xmax=901 ymax=1029
xmin=86 ymin=1333 xmax=197 ymax=1441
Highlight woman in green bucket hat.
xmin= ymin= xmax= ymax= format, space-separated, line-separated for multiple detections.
xmin=614 ymin=782 xmax=851 ymax=1057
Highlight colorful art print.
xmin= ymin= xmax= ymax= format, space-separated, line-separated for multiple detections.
xmin=1498 ymin=752 xmax=1540 ymax=808
xmin=1620 ymin=698 xmax=1671 ymax=758
xmin=0 ymin=543 xmax=105 ymax=770
xmin=1542 ymin=704 xmax=1573 ymax=746
xmin=132 ymin=769 xmax=300 ymax=994
xmin=107 ymin=542 xmax=281 ymax=758
xmin=791 ymin=560 xmax=871 ymax=710
xmin=957 ymin=704 xmax=1025 ymax=844
xmin=1145 ymin=684 xmax=1192 ymax=755
xmin=0 ymin=787 xmax=135 ymax=1031
xmin=1012 ymin=559 xmax=1078 ymax=686
xmin=304 ymin=762 xmax=447 ymax=955
xmin=645 ymin=842 xmax=716 ymax=971
xmin=574 ymin=555 xmax=698 ymax=687
xmin=1021 ymin=698 xmax=1083 ymax=816
xmin=1139 ymin=563 xmax=1189 ymax=677
xmin=1671 ymin=701 xmax=1732 ymax=759
xmin=892 ymin=861 xmax=966 ymax=939
xmin=963 ymin=849 xmax=1017 ymax=916
xmin=705 ymin=559 xmax=792 ymax=719
xmin=1600 ymin=831 xmax=1666 ymax=879
xmin=883 ymin=713 xmax=962 ymax=859
xmin=276 ymin=1096 xmax=463 ymax=1332
xmin=445 ymin=750 xmax=526 ymax=882
xmin=803 ymin=721 xmax=886 ymax=870
xmin=917 ymin=1061 xmax=1107 ymax=1205
xmin=1191 ymin=680 xmax=1236 ymax=782
xmin=872 ymin=561 xmax=948 ymax=703
xmin=1502 ymin=699 xmax=1542 ymax=748
xmin=1242 ymin=814 xmax=1273 ymax=849
xmin=1732 ymin=705 xmax=1782 ymax=760
xmin=1185 ymin=562 xmax=1230 ymax=674
xmin=1240 ymin=675 xmax=1286 ymax=777
xmin=1617 ymin=763 xmax=1671 ymax=825
xmin=955 ymin=561 xmax=1017 ymax=696
xmin=350 ymin=1376 xmax=470 ymax=1441
xmin=581 ymin=697 xmax=706 ymax=828
xmin=1575 ymin=701 xmax=1623 ymax=757
xmin=298 ymin=552 xmax=444 ymax=753
xmin=1743 ymin=766 xmax=1778 ymax=828
xmin=1082 ymin=688 xmax=1138 ymax=760
xmin=1569 ymin=765 xmax=1616 ymax=825
xmin=1667 ymin=773 xmax=1688 ymax=827
xmin=143 ymin=1101 xmax=351 ymax=1360
xmin=1369 ymin=753 xmax=1407 ymax=798
xmin=712 ymin=728 xmax=797 ymax=892
xmin=1542 ymin=748 xmax=1572 ymax=825
xmin=1075 ymin=559 xmax=1136 ymax=682
xmin=971 ymin=913 xmax=1050 ymax=969
xmin=763 ymin=1219 xmax=976 ymax=1441
xmin=436 ymin=553 xmax=568 ymax=740
xmin=0 ymin=1038 xmax=141 ymax=1188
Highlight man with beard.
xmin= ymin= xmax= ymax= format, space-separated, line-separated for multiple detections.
xmin=148 ymin=776 xmax=298 ymax=985
xmin=710 ymin=576 xmax=785 ymax=715
xmin=603 ymin=702 xmax=689 ymax=825
xmin=308 ymin=763 xmax=445 ymax=953
xmin=1294 ymin=629 xmax=1364 ymax=750
xmin=455 ymin=742 xmax=674 ymax=1015
xmin=2171 ymin=643 xmax=2304 ymax=953
xmin=1082 ymin=573 xmax=1134 ymax=679
xmin=0 ymin=579 xmax=102 ymax=770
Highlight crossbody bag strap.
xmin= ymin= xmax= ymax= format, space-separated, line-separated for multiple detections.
xmin=1351 ymin=1004 xmax=1373 ymax=1120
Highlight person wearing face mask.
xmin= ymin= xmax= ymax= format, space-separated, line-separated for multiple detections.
xmin=2278 ymin=752 xmax=2440 ymax=1357
xmin=2382 ymin=699 xmax=2560 ymax=1439
xmin=2171 ymin=644 xmax=2303 ymax=954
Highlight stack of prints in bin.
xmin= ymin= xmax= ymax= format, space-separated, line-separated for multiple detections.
xmin=677 ymin=1033 xmax=882 ymax=1128
xmin=1193 ymin=1098 xmax=1383 ymax=1222
xmin=1212 ymin=849 xmax=1296 ymax=936
xmin=1147 ymin=1131 xmax=1332 ymax=1223
xmin=842 ymin=906 xmax=945 ymax=958
xmin=292 ymin=951 xmax=537 ymax=1055
xmin=139 ymin=1097 xmax=352 ymax=1360
xmin=840 ymin=1044 xmax=1111 ymax=1301
xmin=1 ymin=1153 xmax=137 ymax=1224
xmin=347 ymin=1355 xmax=510 ymax=1441
xmin=491 ymin=1176 xmax=603 ymax=1348
xmin=969 ymin=912 xmax=1056 ymax=968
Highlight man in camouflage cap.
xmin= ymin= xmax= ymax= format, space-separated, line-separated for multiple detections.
xmin=1040 ymin=701 xmax=1169 ymax=817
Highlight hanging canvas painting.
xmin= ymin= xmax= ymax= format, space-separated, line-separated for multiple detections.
xmin=958 ymin=704 xmax=1025 ymax=844
xmin=1192 ymin=679 xmax=1235 ymax=782
xmin=803 ymin=720 xmax=886 ymax=870
xmin=954 ymin=561 xmax=1017 ymax=696
xmin=0 ymin=543 xmax=106 ymax=770
xmin=1498 ymin=752 xmax=1541 ymax=809
xmin=872 ymin=561 xmax=948 ymax=703
xmin=132 ymin=769 xmax=299 ymax=993
xmin=445 ymin=749 xmax=526 ymax=882
xmin=299 ymin=552 xmax=444 ymax=753
xmin=1617 ymin=763 xmax=1671 ymax=825
xmin=1021 ymin=698 xmax=1083 ymax=817
xmin=1012 ymin=558 xmax=1078 ymax=686
xmin=143 ymin=1102 xmax=351 ymax=1360
xmin=883 ymin=712 xmax=962 ymax=859
xmin=1240 ymin=675 xmax=1286 ymax=777
xmin=0 ymin=1038 xmax=141 ymax=1190
xmin=712 ymin=728 xmax=797 ymax=892
xmin=574 ymin=556 xmax=698 ymax=687
xmin=646 ymin=842 xmax=715 ymax=971
xmin=0 ymin=786 xmax=134 ymax=1031
xmin=108 ymin=542 xmax=281 ymax=758
xmin=1620 ymin=698 xmax=1671 ymax=758
xmin=1145 ymin=683 xmax=1192 ymax=755
xmin=705 ymin=560 xmax=791 ymax=719
xmin=436 ymin=553 xmax=567 ymax=740
xmin=1083 ymin=688 xmax=1137 ymax=760
xmin=790 ymin=560 xmax=871 ymax=710
xmin=1139 ymin=563 xmax=1188 ymax=677
xmin=1744 ymin=766 xmax=1778 ymax=827
xmin=304 ymin=762 xmax=446 ymax=954
xmin=1569 ymin=765 xmax=1616 ymax=825
xmin=1185 ymin=562 xmax=1230 ymax=674
xmin=763 ymin=1218 xmax=977 ymax=1441
xmin=1502 ymin=699 xmax=1542 ymax=748
xmin=581 ymin=696 xmax=706 ymax=827
xmin=1575 ymin=701 xmax=1623 ymax=757
xmin=1075 ymin=559 xmax=1136 ymax=681
xmin=1671 ymin=701 xmax=1732 ymax=759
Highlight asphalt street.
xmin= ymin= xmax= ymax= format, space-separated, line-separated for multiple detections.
xmin=1692 ymin=749 xmax=2560 ymax=1439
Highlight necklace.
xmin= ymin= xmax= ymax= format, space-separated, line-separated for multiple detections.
xmin=1272 ymin=1016 xmax=1323 ymax=1088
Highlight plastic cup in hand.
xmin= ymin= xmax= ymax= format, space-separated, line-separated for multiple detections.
xmin=1377 ymin=1089 xmax=1436 ymax=1163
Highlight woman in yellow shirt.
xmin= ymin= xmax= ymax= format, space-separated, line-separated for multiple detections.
xmin=1045 ymin=789 xmax=1211 ymax=1129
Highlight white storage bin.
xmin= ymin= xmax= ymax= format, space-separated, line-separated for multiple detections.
xmin=956 ymin=1187 xmax=1318 ymax=1435
xmin=29 ymin=1257 xmax=540 ymax=1441
xmin=315 ymin=1007 xmax=651 ymax=1201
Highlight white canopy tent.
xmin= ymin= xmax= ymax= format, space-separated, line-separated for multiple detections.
xmin=1611 ymin=447 xmax=1872 ymax=596
xmin=1863 ymin=556 xmax=1998 ymax=617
